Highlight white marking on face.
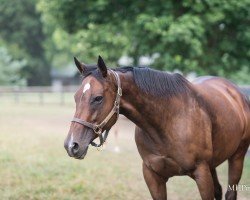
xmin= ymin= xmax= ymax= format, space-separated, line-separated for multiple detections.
xmin=83 ymin=83 xmax=91 ymax=94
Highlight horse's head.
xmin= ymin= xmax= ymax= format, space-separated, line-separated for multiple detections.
xmin=64 ymin=56 xmax=121 ymax=159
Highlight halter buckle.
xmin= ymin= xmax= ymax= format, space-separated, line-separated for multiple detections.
xmin=93 ymin=125 xmax=102 ymax=135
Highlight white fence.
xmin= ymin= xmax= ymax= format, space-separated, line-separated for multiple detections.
xmin=0 ymin=85 xmax=249 ymax=105
xmin=0 ymin=86 xmax=78 ymax=105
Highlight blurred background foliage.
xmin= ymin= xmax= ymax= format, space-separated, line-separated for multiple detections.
xmin=0 ymin=0 xmax=249 ymax=86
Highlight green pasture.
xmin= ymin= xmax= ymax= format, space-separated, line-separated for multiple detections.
xmin=0 ymin=100 xmax=249 ymax=199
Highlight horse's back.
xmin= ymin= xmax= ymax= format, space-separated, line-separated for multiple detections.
xmin=192 ymin=76 xmax=250 ymax=166
xmin=193 ymin=76 xmax=250 ymax=124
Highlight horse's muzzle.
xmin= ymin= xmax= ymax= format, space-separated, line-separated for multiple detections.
xmin=64 ymin=128 xmax=95 ymax=159
xmin=64 ymin=141 xmax=89 ymax=159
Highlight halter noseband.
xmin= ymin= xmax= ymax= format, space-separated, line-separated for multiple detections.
xmin=71 ymin=69 xmax=122 ymax=148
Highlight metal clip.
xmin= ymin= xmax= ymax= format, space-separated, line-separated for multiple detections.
xmin=97 ymin=145 xmax=103 ymax=151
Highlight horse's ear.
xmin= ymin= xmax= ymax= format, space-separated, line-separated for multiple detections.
xmin=97 ymin=55 xmax=107 ymax=77
xmin=74 ymin=57 xmax=86 ymax=74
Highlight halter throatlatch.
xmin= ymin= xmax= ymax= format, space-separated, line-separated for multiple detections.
xmin=71 ymin=69 xmax=122 ymax=148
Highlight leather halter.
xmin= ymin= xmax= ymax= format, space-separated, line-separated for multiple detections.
xmin=71 ymin=70 xmax=122 ymax=147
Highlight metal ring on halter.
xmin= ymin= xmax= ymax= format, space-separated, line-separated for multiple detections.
xmin=93 ymin=125 xmax=102 ymax=135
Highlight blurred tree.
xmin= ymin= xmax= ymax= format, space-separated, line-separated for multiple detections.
xmin=38 ymin=0 xmax=130 ymax=67
xmin=0 ymin=47 xmax=26 ymax=86
xmin=0 ymin=0 xmax=50 ymax=85
xmin=39 ymin=0 xmax=250 ymax=81
xmin=228 ymin=66 xmax=250 ymax=85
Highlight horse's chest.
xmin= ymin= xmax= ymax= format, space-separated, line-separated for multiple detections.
xmin=144 ymin=154 xmax=183 ymax=178
xmin=135 ymin=127 xmax=195 ymax=177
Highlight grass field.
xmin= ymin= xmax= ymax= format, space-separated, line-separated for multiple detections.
xmin=0 ymin=102 xmax=249 ymax=200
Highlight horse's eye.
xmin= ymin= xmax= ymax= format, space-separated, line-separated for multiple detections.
xmin=94 ymin=96 xmax=103 ymax=103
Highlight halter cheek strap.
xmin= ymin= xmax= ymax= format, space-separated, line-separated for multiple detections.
xmin=71 ymin=69 xmax=122 ymax=147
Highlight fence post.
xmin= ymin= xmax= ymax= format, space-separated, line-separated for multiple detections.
xmin=39 ymin=92 xmax=44 ymax=105
xmin=14 ymin=92 xmax=19 ymax=104
xmin=60 ymin=91 xmax=65 ymax=105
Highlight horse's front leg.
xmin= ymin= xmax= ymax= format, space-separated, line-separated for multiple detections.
xmin=192 ymin=162 xmax=214 ymax=200
xmin=143 ymin=162 xmax=167 ymax=200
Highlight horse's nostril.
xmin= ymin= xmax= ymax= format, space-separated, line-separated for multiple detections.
xmin=72 ymin=142 xmax=79 ymax=154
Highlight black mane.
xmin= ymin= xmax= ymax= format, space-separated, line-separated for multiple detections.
xmin=82 ymin=65 xmax=191 ymax=98
xmin=115 ymin=67 xmax=191 ymax=98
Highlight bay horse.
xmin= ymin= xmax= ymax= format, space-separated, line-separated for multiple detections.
xmin=64 ymin=56 xmax=250 ymax=200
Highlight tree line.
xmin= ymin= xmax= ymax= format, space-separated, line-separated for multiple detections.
xmin=0 ymin=0 xmax=249 ymax=86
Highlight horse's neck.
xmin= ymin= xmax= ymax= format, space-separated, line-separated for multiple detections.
xmin=118 ymin=71 xmax=187 ymax=134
